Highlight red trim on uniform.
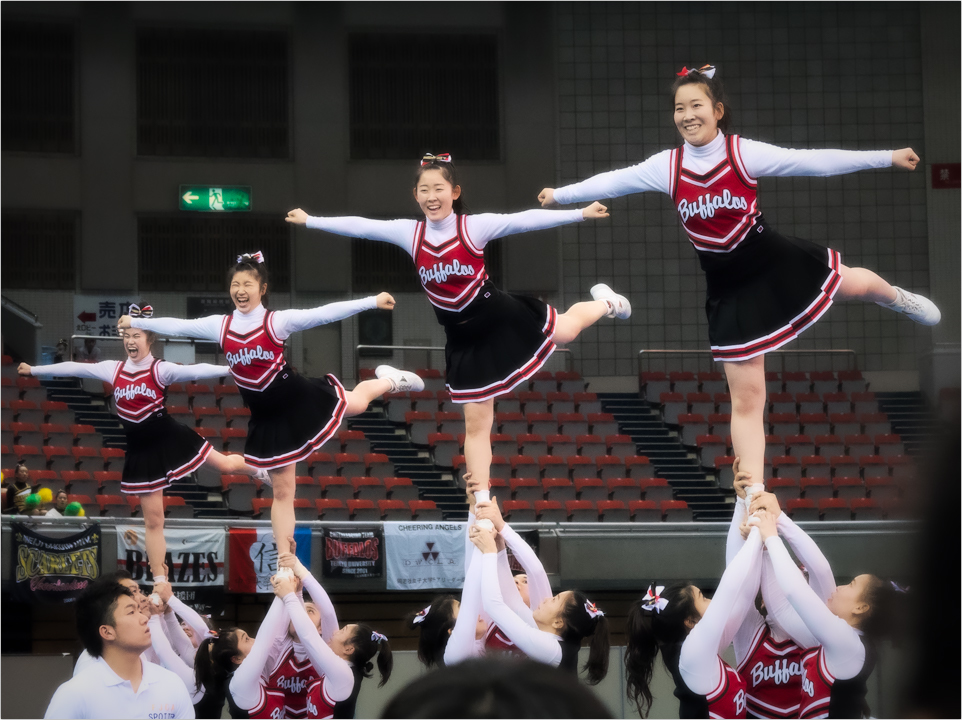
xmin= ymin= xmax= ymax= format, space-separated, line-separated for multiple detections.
xmin=712 ymin=250 xmax=841 ymax=361
xmin=412 ymin=220 xmax=425 ymax=259
xmin=418 ymin=235 xmax=462 ymax=258
xmin=736 ymin=622 xmax=769 ymax=673
xmin=458 ymin=214 xmax=485 ymax=258
xmin=114 ymin=362 xmax=167 ymax=423
xmin=264 ymin=310 xmax=283 ymax=348
xmin=680 ymin=156 xmax=730 ymax=184
xmin=120 ymin=441 xmax=213 ymax=494
xmin=705 ymin=657 xmax=731 ymax=702
xmin=112 ymin=361 xmax=124 ymax=388
xmin=243 ymin=374 xmax=347 ymax=469
xmin=726 ymin=135 xmax=756 ymax=189
xmin=670 ymin=147 xmax=683 ymax=201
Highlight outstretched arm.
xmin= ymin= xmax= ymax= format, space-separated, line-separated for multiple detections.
xmin=544 ymin=151 xmax=673 ymax=206
xmin=268 ymin=296 xmax=383 ymax=340
xmin=167 ymin=594 xmax=214 ymax=644
xmin=147 ymin=614 xmax=198 ymax=697
xmin=464 ymin=208 xmax=590 ymax=249
xmin=156 ymin=361 xmax=230 ymax=385
xmin=128 ymin=314 xmax=225 ymax=342
xmin=740 ymin=139 xmax=899 ymax=179
xmin=445 ymin=544 xmax=486 ymax=666
xmin=230 ymin=597 xmax=289 ymax=710
xmin=775 ymin=513 xmax=836 ymax=603
xmin=680 ymin=529 xmax=763 ymax=695
xmin=281 ymin=594 xmax=356 ymax=703
xmin=500 ymin=524 xmax=552 ymax=612
xmin=290 ymin=209 xmax=418 ymax=256
xmin=25 ymin=360 xmax=119 ymax=384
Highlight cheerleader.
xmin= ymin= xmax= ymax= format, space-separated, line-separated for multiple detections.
xmin=118 ymin=252 xmax=423 ymax=563
xmin=624 ymin=524 xmax=764 ymax=718
xmin=287 ymin=154 xmax=629 ymax=495
xmin=753 ymin=508 xmax=904 ymax=719
xmin=469 ymin=523 xmax=610 ymax=684
xmin=273 ymin=560 xmax=393 ymax=719
xmin=19 ymin=310 xmax=269 ymax=588
xmin=540 ymin=65 xmax=940 ymax=487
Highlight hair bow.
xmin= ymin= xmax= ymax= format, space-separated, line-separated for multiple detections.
xmin=371 ymin=631 xmax=388 ymax=644
xmin=412 ymin=605 xmax=431 ymax=624
xmin=129 ymin=303 xmax=153 ymax=318
xmin=237 ymin=251 xmax=265 ymax=264
xmin=890 ymin=581 xmax=910 ymax=594
xmin=584 ymin=600 xmax=605 ymax=619
xmin=676 ymin=64 xmax=716 ymax=79
xmin=421 ymin=152 xmax=452 ymax=166
xmin=641 ymin=585 xmax=669 ymax=614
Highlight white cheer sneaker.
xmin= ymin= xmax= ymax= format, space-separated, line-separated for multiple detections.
xmin=254 ymin=468 xmax=272 ymax=487
xmin=878 ymin=287 xmax=941 ymax=326
xmin=375 ymin=365 xmax=425 ymax=393
xmin=590 ymin=283 xmax=632 ymax=320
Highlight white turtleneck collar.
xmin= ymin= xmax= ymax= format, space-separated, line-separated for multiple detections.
xmin=124 ymin=353 xmax=155 ymax=370
xmin=425 ymin=212 xmax=458 ymax=235
xmin=683 ymin=129 xmax=726 ymax=156
xmin=233 ymin=303 xmax=266 ymax=319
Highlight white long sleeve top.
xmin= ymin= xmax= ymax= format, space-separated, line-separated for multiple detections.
xmin=553 ymin=132 xmax=892 ymax=204
xmin=680 ymin=528 xmax=763 ymax=695
xmin=282 ymin=594 xmax=356 ymax=704
xmin=131 ymin=300 xmax=377 ymax=344
xmin=764 ymin=537 xmax=866 ymax=680
xmin=229 ymin=597 xmax=289 ymax=711
xmin=147 ymin=614 xmax=203 ymax=704
xmin=298 ymin=569 xmax=339 ymax=645
xmin=29 ymin=355 xmax=229 ymax=386
xmin=305 ymin=208 xmax=585 ymax=259
xmin=478 ymin=553 xmax=563 ymax=667
xmin=168 ymin=595 xmax=214 ymax=646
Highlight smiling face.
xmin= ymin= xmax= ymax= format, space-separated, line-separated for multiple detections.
xmin=674 ymin=83 xmax=724 ymax=147
xmin=122 ymin=328 xmax=153 ymax=361
xmin=826 ymin=574 xmax=873 ymax=625
xmin=103 ymin=594 xmax=152 ymax=654
xmin=230 ymin=269 xmax=267 ymax=313
xmin=414 ymin=168 xmax=461 ymax=222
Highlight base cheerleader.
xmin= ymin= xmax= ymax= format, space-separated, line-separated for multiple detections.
xmin=119 ymin=253 xmax=423 ymax=562
xmin=19 ymin=312 xmax=268 ymax=587
xmin=540 ymin=64 xmax=941 ymax=487
xmin=287 ymin=153 xmax=629 ymax=496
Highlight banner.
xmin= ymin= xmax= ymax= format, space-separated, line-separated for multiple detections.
xmin=117 ymin=526 xmax=224 ymax=590
xmin=10 ymin=523 xmax=102 ymax=603
xmin=228 ymin=526 xmax=312 ymax=593
xmin=506 ymin=529 xmax=541 ymax=574
xmin=73 ymin=295 xmax=138 ymax=339
xmin=322 ymin=527 xmax=383 ymax=580
xmin=384 ymin=521 xmax=466 ymax=591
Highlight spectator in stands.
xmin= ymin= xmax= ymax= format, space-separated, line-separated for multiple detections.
xmin=4 ymin=462 xmax=33 ymax=514
xmin=381 ymin=657 xmax=613 ymax=718
xmin=55 ymin=338 xmax=68 ymax=363
xmin=44 ymin=577 xmax=194 ymax=719
xmin=22 ymin=491 xmax=46 ymax=516
xmin=46 ymin=489 xmax=70 ymax=517
xmin=76 ymin=338 xmax=103 ymax=363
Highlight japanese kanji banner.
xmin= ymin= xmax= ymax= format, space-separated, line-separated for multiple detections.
xmin=228 ymin=526 xmax=312 ymax=593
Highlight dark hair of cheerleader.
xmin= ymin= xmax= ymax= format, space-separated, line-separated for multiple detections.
xmin=405 ymin=595 xmax=458 ymax=668
xmin=671 ymin=67 xmax=734 ymax=135
xmin=415 ymin=156 xmax=467 ymax=214
xmin=558 ymin=590 xmax=610 ymax=685
xmin=624 ymin=583 xmax=700 ymax=717
xmin=345 ymin=624 xmax=393 ymax=688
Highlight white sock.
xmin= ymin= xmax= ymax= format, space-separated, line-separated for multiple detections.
xmin=153 ymin=575 xmax=166 ymax=583
xmin=475 ymin=490 xmax=490 ymax=504
xmin=879 ymin=288 xmax=903 ymax=309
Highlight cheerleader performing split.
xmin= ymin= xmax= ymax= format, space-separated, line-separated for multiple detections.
xmin=119 ymin=252 xmax=424 ymax=564
xmin=540 ymin=64 xmax=941 ymax=486
xmin=19 ymin=310 xmax=269 ymax=588
xmin=287 ymin=153 xmax=630 ymax=496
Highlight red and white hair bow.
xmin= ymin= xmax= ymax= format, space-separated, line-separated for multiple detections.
xmin=641 ymin=585 xmax=669 ymax=614
xmin=584 ymin=600 xmax=605 ymax=619
xmin=412 ymin=605 xmax=431 ymax=624
xmin=676 ymin=64 xmax=716 ymax=79
xmin=237 ymin=251 xmax=265 ymax=264
xmin=421 ymin=152 xmax=452 ymax=166
xmin=129 ymin=303 xmax=153 ymax=318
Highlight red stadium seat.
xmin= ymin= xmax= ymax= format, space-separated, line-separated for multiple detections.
xmin=348 ymin=499 xmax=379 ymax=521
xmin=378 ymin=499 xmax=410 ymax=521
xmin=786 ymin=498 xmax=818 ymax=521
xmin=316 ymin=498 xmax=349 ymax=521
xmin=510 ymin=477 xmax=542 ymax=504
xmin=598 ymin=499 xmax=630 ymax=522
xmin=641 ymin=478 xmax=673 ymax=503
xmin=661 ymin=500 xmax=692 ymax=522
xmin=607 ymin=477 xmax=641 ymax=503
xmin=629 ymin=500 xmax=660 ymax=522
xmin=385 ymin=477 xmax=419 ymax=502
xmin=539 ymin=455 xmax=567 ymax=479
xmin=850 ymin=497 xmax=882 ymax=521
xmin=565 ymin=500 xmax=597 ymax=522
xmin=596 ymin=455 xmax=626 ymax=482
xmin=534 ymin=499 xmax=565 ymax=522
xmin=409 ymin=500 xmax=441 ymax=520
xmin=818 ymin=498 xmax=850 ymax=521
xmin=543 ymin=477 xmax=575 ymax=502
xmin=575 ymin=477 xmax=607 ymax=502
xmin=501 ymin=500 xmax=536 ymax=522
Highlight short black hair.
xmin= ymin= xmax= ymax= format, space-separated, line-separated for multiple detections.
xmin=382 ymin=657 xmax=613 ymax=718
xmin=76 ymin=578 xmax=135 ymax=658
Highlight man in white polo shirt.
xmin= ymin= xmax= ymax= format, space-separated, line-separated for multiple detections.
xmin=44 ymin=578 xmax=194 ymax=719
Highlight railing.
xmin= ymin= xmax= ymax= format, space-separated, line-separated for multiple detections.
xmin=355 ymin=344 xmax=572 ymax=384
xmin=638 ymin=348 xmax=859 ymax=375
xmin=2 ymin=295 xmax=42 ymax=327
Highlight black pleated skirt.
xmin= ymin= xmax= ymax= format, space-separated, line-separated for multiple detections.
xmin=121 ymin=414 xmax=212 ymax=494
xmin=438 ymin=282 xmax=557 ymax=403
xmin=240 ymin=366 xmax=347 ymax=469
xmin=700 ymin=221 xmax=842 ymax=362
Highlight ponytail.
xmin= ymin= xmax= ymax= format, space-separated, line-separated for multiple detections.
xmin=625 ymin=583 xmax=698 ymax=718
xmin=349 ymin=625 xmax=394 ymax=688
xmin=194 ymin=629 xmax=241 ymax=697
xmin=405 ymin=595 xmax=457 ymax=668
xmin=859 ymin=576 xmax=910 ymax=644
xmin=559 ymin=590 xmax=610 ymax=685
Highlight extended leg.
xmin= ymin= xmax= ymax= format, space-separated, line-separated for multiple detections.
xmin=343 ymin=378 xmax=394 ymax=416
xmin=203 ymin=449 xmax=262 ymax=477
xmin=140 ymin=490 xmax=167 ymax=581
xmin=462 ymin=399 xmax=495 ymax=492
xmin=836 ymin=263 xmax=940 ymax=325
xmin=722 ymin=355 xmax=767 ymax=485
xmin=269 ymin=464 xmax=297 ymax=557
xmin=553 ymin=301 xmax=611 ymax=344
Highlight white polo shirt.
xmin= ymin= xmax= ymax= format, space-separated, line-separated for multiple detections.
xmin=45 ymin=655 xmax=194 ymax=719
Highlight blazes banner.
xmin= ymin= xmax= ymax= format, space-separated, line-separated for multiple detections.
xmin=384 ymin=521 xmax=466 ymax=591
xmin=116 ymin=526 xmax=224 ymax=589
xmin=10 ymin=522 xmax=101 ymax=603
xmin=322 ymin=527 xmax=383 ymax=580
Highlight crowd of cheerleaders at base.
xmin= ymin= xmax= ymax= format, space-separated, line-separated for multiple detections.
xmin=32 ymin=64 xmax=932 ymax=719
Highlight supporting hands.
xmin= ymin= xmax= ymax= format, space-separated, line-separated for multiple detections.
xmin=278 ymin=536 xmax=308 ymax=579
xmin=748 ymin=491 xmax=782 ymax=519
xmin=272 ymin=571 xmax=297 ymax=599
xmin=581 ymin=202 xmax=609 ymax=219
xmin=731 ymin=456 xmax=753 ymax=500
xmin=285 ymin=208 xmax=309 ymax=225
xmin=475 ymin=496 xmax=506 ymax=532
xmin=892 ymin=148 xmax=920 ymax=170
xmin=464 ymin=471 xmax=480 ymax=510
xmin=469 ymin=524 xmax=498 ymax=555
xmin=754 ymin=509 xmax=778 ymax=541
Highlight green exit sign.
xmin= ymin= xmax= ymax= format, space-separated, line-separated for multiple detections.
xmin=179 ymin=185 xmax=252 ymax=212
